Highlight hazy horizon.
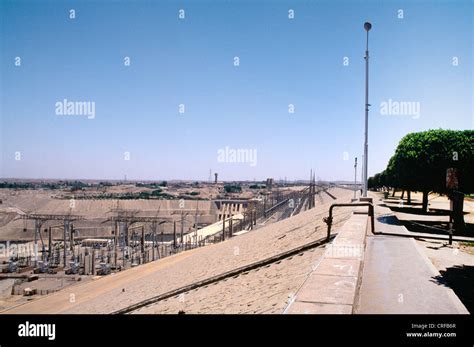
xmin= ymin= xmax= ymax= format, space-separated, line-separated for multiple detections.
xmin=0 ymin=175 xmax=358 ymax=184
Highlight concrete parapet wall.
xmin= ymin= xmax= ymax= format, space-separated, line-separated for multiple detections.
xmin=285 ymin=213 xmax=368 ymax=314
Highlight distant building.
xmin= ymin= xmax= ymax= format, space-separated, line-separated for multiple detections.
xmin=266 ymin=178 xmax=274 ymax=190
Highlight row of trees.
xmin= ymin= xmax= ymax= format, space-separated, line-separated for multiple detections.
xmin=369 ymin=129 xmax=473 ymax=230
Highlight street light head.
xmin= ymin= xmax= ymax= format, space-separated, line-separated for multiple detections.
xmin=364 ymin=22 xmax=372 ymax=31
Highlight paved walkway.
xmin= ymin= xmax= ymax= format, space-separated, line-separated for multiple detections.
xmin=356 ymin=199 xmax=468 ymax=314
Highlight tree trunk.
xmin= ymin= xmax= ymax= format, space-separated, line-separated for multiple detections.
xmin=407 ymin=190 xmax=411 ymax=204
xmin=392 ymin=187 xmax=396 ymax=197
xmin=450 ymin=191 xmax=466 ymax=233
xmin=422 ymin=191 xmax=429 ymax=212
xmin=401 ymin=190 xmax=405 ymax=199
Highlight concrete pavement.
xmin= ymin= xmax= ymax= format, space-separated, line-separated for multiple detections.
xmin=356 ymin=201 xmax=468 ymax=314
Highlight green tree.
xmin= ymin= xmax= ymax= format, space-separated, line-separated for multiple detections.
xmin=386 ymin=129 xmax=473 ymax=230
xmin=224 ymin=184 xmax=242 ymax=193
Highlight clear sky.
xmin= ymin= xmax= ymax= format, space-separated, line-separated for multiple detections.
xmin=1 ymin=0 xmax=472 ymax=182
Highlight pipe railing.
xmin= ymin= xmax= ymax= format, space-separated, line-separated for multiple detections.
xmin=323 ymin=203 xmax=374 ymax=240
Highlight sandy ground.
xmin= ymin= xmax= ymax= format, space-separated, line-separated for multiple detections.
xmin=416 ymin=239 xmax=474 ymax=313
xmin=2 ymin=188 xmax=354 ymax=314
xmin=419 ymin=240 xmax=474 ymax=271
xmin=134 ymin=247 xmax=326 ymax=314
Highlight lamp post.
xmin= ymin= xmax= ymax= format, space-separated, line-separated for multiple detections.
xmin=363 ymin=21 xmax=372 ymax=197
xmin=354 ymin=157 xmax=358 ymax=200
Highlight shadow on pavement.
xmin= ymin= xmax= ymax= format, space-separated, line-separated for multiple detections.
xmin=402 ymin=221 xmax=474 ymax=237
xmin=382 ymin=197 xmax=423 ymax=206
xmin=388 ymin=206 xmax=452 ymax=216
xmin=376 ymin=215 xmax=403 ymax=226
xmin=432 ymin=265 xmax=474 ymax=313
xmin=376 ymin=214 xmax=474 ymax=237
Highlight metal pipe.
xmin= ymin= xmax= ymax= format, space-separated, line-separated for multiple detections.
xmin=222 ymin=216 xmax=225 ymax=241
xmin=70 ymin=223 xmax=74 ymax=251
xmin=324 ymin=203 xmax=474 ymax=243
xmin=180 ymin=213 xmax=184 ymax=246
xmin=48 ymin=226 xmax=52 ymax=261
xmin=173 ymin=221 xmax=177 ymax=248
xmin=354 ymin=157 xmax=358 ymax=200
xmin=152 ymin=222 xmax=156 ymax=261
xmin=34 ymin=220 xmax=40 ymax=266
xmin=141 ymin=225 xmax=145 ymax=256
xmin=160 ymin=230 xmax=164 ymax=257
xmin=63 ymin=220 xmax=69 ymax=268
xmin=323 ymin=203 xmax=374 ymax=240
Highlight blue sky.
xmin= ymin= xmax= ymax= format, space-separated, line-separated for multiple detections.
xmin=1 ymin=0 xmax=472 ymax=181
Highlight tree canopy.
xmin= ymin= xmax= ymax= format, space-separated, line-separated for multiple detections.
xmin=383 ymin=129 xmax=473 ymax=194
